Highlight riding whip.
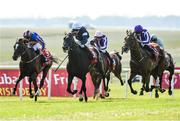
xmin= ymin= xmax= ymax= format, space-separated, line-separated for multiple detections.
xmin=55 ymin=55 xmax=68 ymax=72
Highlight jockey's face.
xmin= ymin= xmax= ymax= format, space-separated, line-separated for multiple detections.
xmin=95 ymin=36 xmax=102 ymax=41
xmin=71 ymin=29 xmax=79 ymax=36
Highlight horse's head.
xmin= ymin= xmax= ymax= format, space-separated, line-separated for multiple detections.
xmin=62 ymin=32 xmax=76 ymax=53
xmin=12 ymin=38 xmax=28 ymax=61
xmin=122 ymin=30 xmax=137 ymax=54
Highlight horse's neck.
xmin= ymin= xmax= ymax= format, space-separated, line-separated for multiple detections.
xmin=21 ymin=48 xmax=36 ymax=62
xmin=68 ymin=47 xmax=89 ymax=64
xmin=130 ymin=41 xmax=143 ymax=62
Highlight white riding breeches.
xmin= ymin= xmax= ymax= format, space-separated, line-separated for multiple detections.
xmin=32 ymin=43 xmax=42 ymax=51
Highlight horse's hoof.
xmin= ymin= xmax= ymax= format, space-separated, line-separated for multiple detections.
xmin=35 ymin=96 xmax=37 ymax=102
xmin=12 ymin=88 xmax=16 ymax=95
xmin=145 ymin=88 xmax=149 ymax=92
xmin=100 ymin=94 xmax=105 ymax=99
xmin=168 ymin=90 xmax=172 ymax=95
xmin=79 ymin=97 xmax=83 ymax=102
xmin=30 ymin=94 xmax=34 ymax=98
xmin=155 ymin=93 xmax=159 ymax=98
xmin=105 ymin=93 xmax=109 ymax=97
xmin=132 ymin=90 xmax=137 ymax=95
xmin=72 ymin=90 xmax=78 ymax=95
xmin=85 ymin=97 xmax=88 ymax=102
xmin=160 ymin=89 xmax=166 ymax=93
xmin=139 ymin=91 xmax=144 ymax=96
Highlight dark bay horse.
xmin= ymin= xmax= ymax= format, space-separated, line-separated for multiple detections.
xmin=62 ymin=33 xmax=93 ymax=102
xmin=62 ymin=33 xmax=118 ymax=101
xmin=150 ymin=51 xmax=174 ymax=98
xmin=12 ymin=38 xmax=58 ymax=101
xmin=101 ymin=51 xmax=124 ymax=97
xmin=122 ymin=30 xmax=164 ymax=95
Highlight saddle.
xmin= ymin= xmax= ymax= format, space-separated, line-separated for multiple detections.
xmin=40 ymin=49 xmax=53 ymax=65
xmin=148 ymin=42 xmax=161 ymax=60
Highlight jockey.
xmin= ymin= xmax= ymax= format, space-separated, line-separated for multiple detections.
xmin=150 ymin=34 xmax=164 ymax=49
xmin=71 ymin=23 xmax=97 ymax=64
xmin=23 ymin=30 xmax=48 ymax=63
xmin=134 ymin=25 xmax=158 ymax=58
xmin=71 ymin=22 xmax=89 ymax=48
xmin=91 ymin=31 xmax=115 ymax=70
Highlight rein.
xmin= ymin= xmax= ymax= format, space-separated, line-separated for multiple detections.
xmin=21 ymin=54 xmax=41 ymax=64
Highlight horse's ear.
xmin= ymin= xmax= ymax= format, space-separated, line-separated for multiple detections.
xmin=129 ymin=30 xmax=132 ymax=35
xmin=126 ymin=30 xmax=129 ymax=35
xmin=64 ymin=32 xmax=67 ymax=35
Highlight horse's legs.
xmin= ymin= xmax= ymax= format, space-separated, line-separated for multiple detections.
xmin=128 ymin=73 xmax=137 ymax=95
xmin=29 ymin=79 xmax=33 ymax=98
xmin=168 ymin=68 xmax=174 ymax=95
xmin=114 ymin=69 xmax=124 ymax=86
xmin=158 ymin=73 xmax=166 ymax=93
xmin=81 ymin=76 xmax=88 ymax=102
xmin=13 ymin=74 xmax=25 ymax=95
xmin=140 ymin=74 xmax=149 ymax=96
xmin=66 ymin=74 xmax=75 ymax=95
xmin=145 ymin=74 xmax=150 ymax=92
xmin=39 ymin=66 xmax=51 ymax=89
xmin=31 ymin=73 xmax=38 ymax=101
xmin=104 ymin=74 xmax=110 ymax=97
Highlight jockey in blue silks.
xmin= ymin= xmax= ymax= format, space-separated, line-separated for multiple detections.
xmin=23 ymin=30 xmax=45 ymax=52
xmin=134 ymin=25 xmax=157 ymax=58
xmin=91 ymin=31 xmax=115 ymax=70
xmin=23 ymin=30 xmax=49 ymax=63
xmin=71 ymin=22 xmax=97 ymax=64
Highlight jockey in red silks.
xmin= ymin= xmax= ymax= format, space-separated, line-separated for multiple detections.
xmin=23 ymin=30 xmax=51 ymax=65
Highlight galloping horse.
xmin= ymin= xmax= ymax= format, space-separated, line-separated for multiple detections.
xmin=62 ymin=33 xmax=94 ymax=102
xmin=62 ymin=33 xmax=120 ymax=101
xmin=101 ymin=51 xmax=124 ymax=97
xmin=122 ymin=30 xmax=164 ymax=95
xmin=150 ymin=51 xmax=174 ymax=98
xmin=12 ymin=38 xmax=58 ymax=101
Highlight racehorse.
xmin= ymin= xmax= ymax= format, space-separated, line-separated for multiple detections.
xmin=122 ymin=30 xmax=164 ymax=96
xmin=62 ymin=33 xmax=94 ymax=102
xmin=12 ymin=38 xmax=58 ymax=101
xmin=150 ymin=51 xmax=174 ymax=98
xmin=100 ymin=51 xmax=124 ymax=98
xmin=62 ymin=33 xmax=120 ymax=101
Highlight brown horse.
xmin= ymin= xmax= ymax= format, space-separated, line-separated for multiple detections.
xmin=101 ymin=51 xmax=124 ymax=98
xmin=12 ymin=38 xmax=58 ymax=101
xmin=122 ymin=30 xmax=164 ymax=95
xmin=150 ymin=51 xmax=174 ymax=98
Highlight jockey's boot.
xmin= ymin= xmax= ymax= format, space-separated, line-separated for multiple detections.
xmin=84 ymin=46 xmax=97 ymax=64
xmin=105 ymin=51 xmax=115 ymax=70
xmin=144 ymin=45 xmax=157 ymax=61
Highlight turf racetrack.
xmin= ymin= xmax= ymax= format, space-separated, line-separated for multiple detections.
xmin=0 ymin=83 xmax=180 ymax=121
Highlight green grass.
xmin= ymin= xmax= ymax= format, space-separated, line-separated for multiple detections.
xmin=0 ymin=83 xmax=180 ymax=121
xmin=0 ymin=27 xmax=180 ymax=66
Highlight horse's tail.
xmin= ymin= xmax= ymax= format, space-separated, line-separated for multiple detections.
xmin=114 ymin=51 xmax=122 ymax=61
xmin=166 ymin=52 xmax=175 ymax=67
xmin=52 ymin=56 xmax=59 ymax=64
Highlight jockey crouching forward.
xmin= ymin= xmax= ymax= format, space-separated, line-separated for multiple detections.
xmin=23 ymin=30 xmax=50 ymax=65
xmin=134 ymin=25 xmax=158 ymax=60
xmin=90 ymin=31 xmax=115 ymax=70
xmin=71 ymin=23 xmax=97 ymax=64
